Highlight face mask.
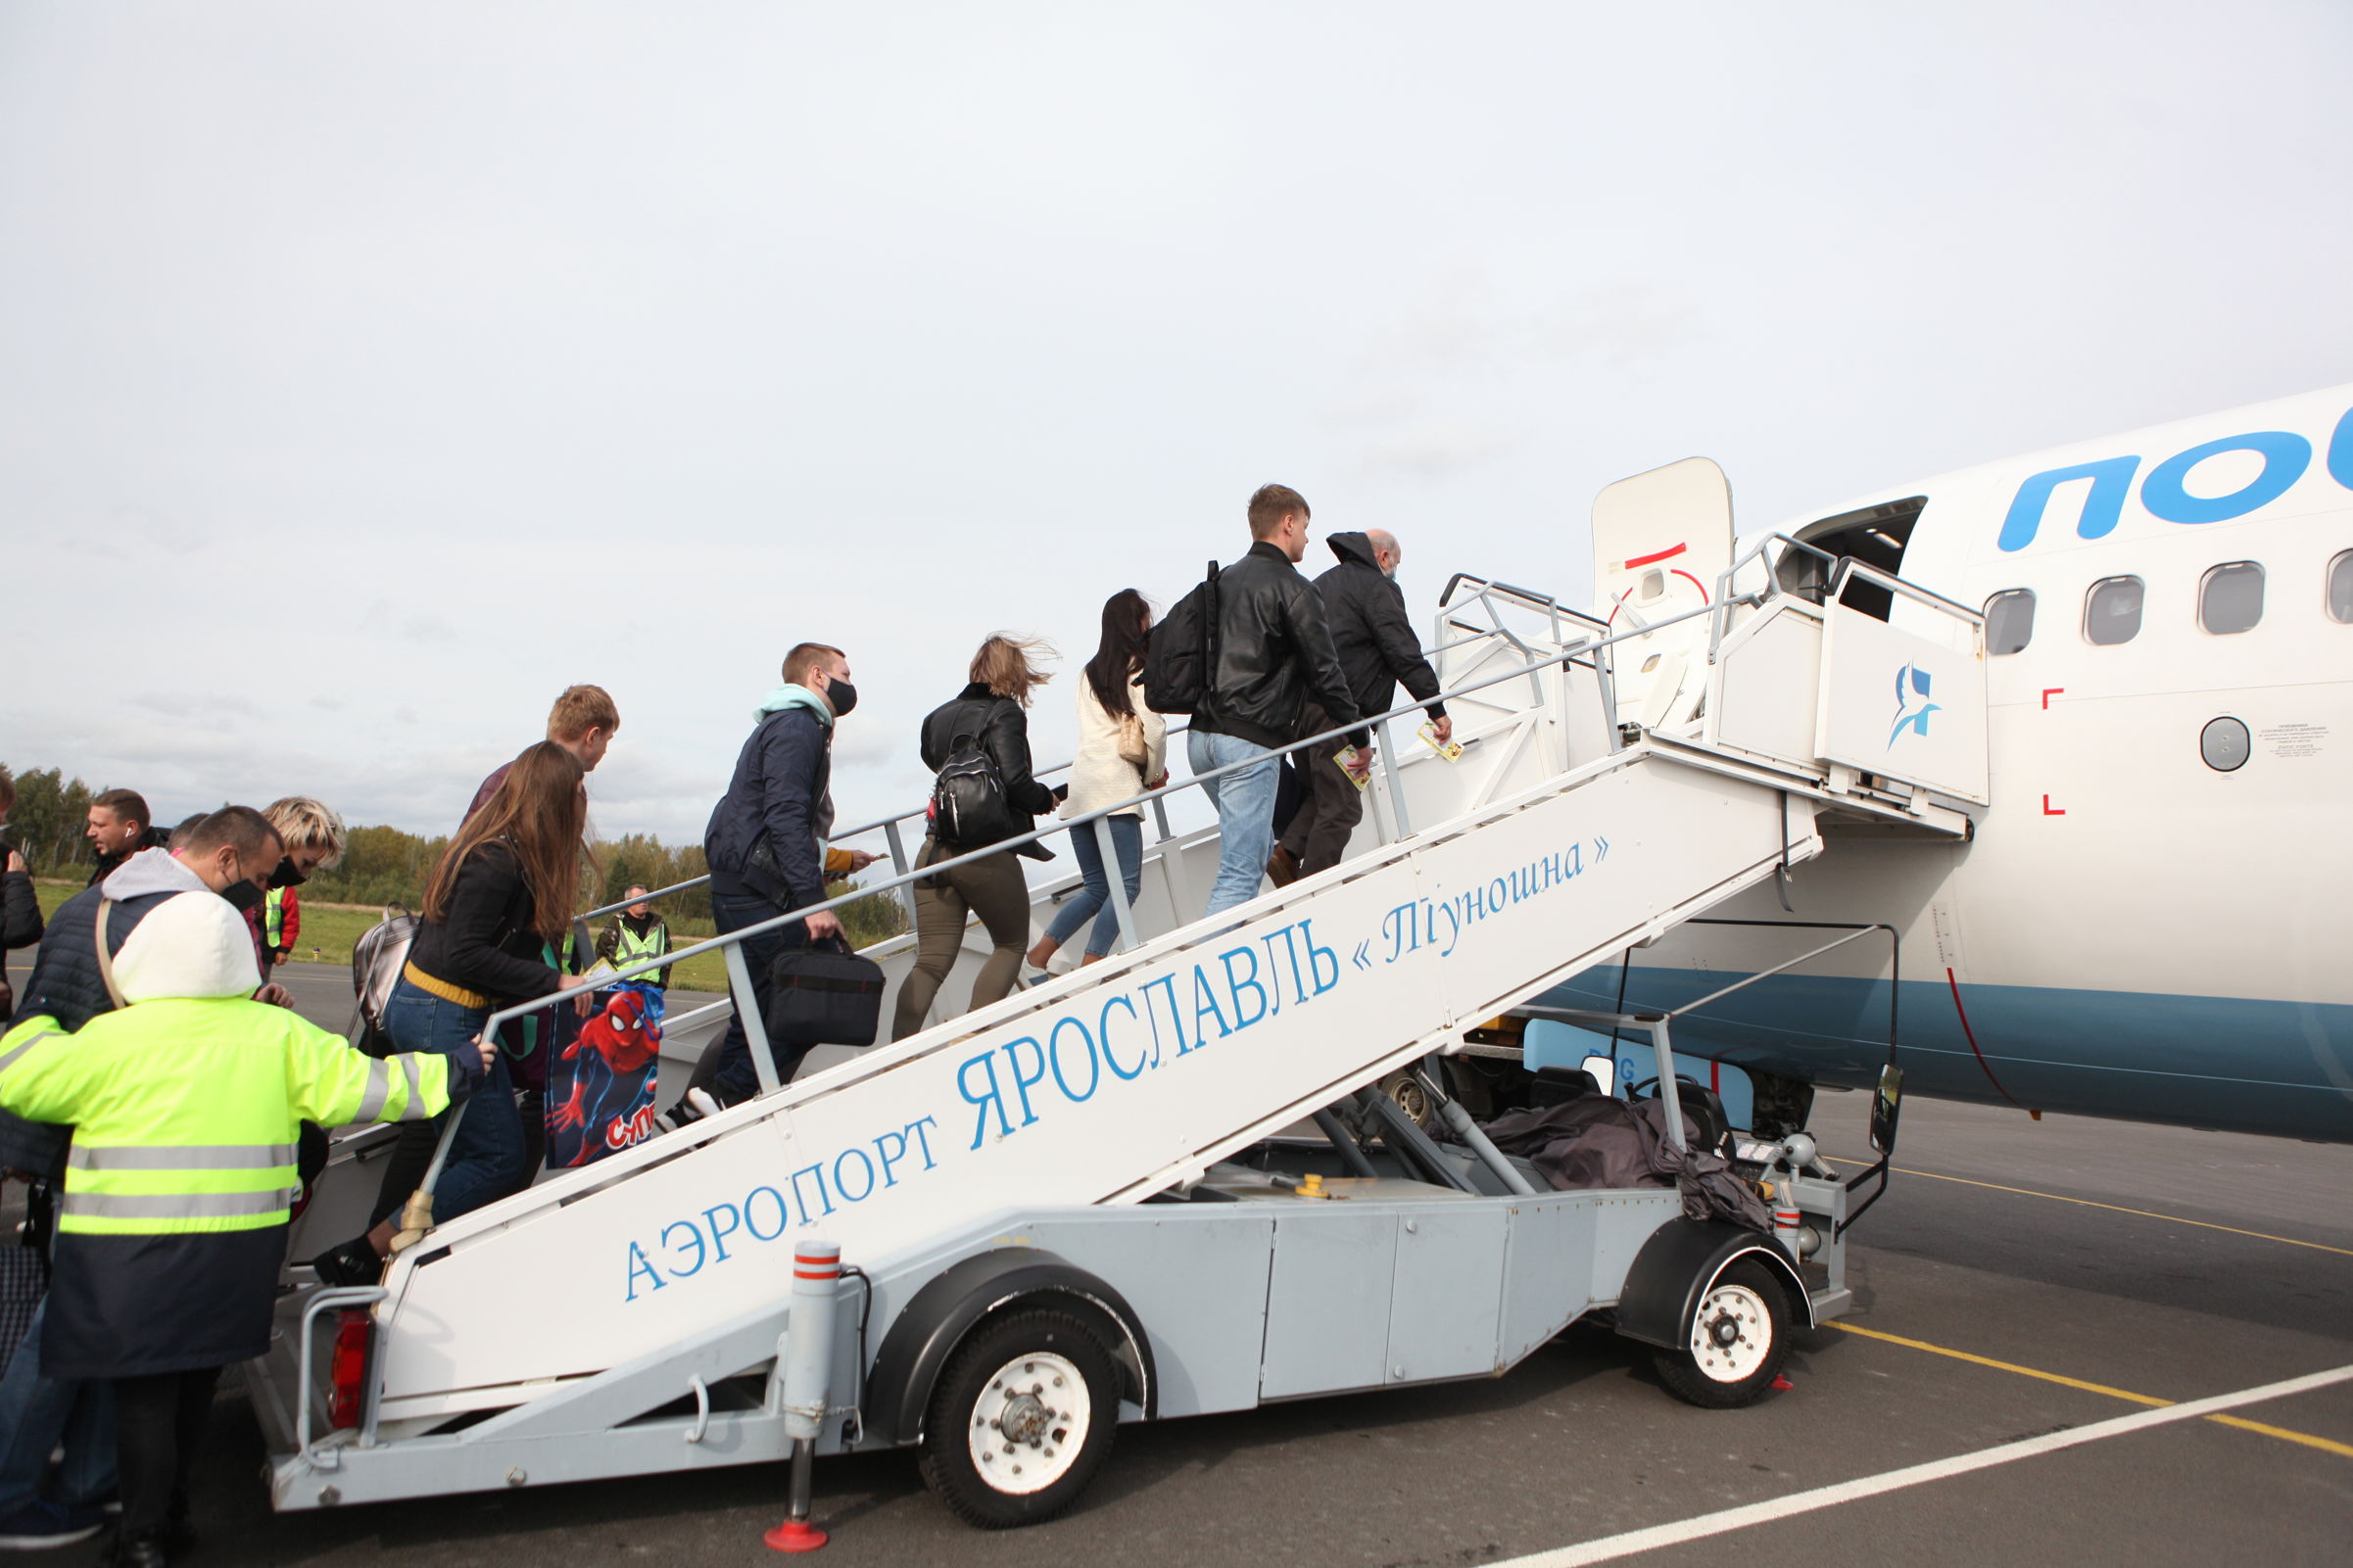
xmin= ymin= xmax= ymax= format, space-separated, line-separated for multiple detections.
xmin=220 ymin=878 xmax=265 ymax=913
xmin=268 ymin=855 xmax=308 ymax=890
xmin=824 ymin=677 xmax=859 ymax=718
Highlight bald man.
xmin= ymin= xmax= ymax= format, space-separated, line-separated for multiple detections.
xmin=1271 ymin=528 xmax=1453 ymax=883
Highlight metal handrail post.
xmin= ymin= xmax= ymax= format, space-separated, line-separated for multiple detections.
xmin=1094 ymin=814 xmax=1140 ymax=954
xmin=1374 ymin=716 xmax=1412 ymax=839
xmin=881 ymin=818 xmax=917 ymax=927
xmin=725 ymin=941 xmax=782 ymax=1095
xmin=1646 ymin=1015 xmax=1688 ymax=1152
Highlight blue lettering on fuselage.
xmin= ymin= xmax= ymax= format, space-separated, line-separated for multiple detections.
xmin=1996 ymin=405 xmax=2353 ymax=552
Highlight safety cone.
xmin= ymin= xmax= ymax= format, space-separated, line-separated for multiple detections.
xmin=1770 ymin=1374 xmax=1795 ymax=1392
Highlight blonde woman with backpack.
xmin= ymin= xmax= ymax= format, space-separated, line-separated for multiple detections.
xmin=893 ymin=636 xmax=1061 ymax=1041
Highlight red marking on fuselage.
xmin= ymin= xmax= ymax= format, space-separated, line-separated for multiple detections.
xmin=1623 ymin=542 xmax=1689 ymax=569
xmin=2041 ymin=688 xmax=2064 ymax=709
xmin=2041 ymin=794 xmax=2065 ymax=816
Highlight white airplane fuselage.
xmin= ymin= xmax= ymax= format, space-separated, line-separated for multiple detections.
xmin=1546 ymin=385 xmax=2353 ymax=1143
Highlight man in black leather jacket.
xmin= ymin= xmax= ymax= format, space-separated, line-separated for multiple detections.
xmin=1273 ymin=528 xmax=1453 ymax=880
xmin=1188 ymin=485 xmax=1364 ymax=915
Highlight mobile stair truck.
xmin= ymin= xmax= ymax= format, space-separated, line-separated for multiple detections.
xmin=252 ymin=459 xmax=1986 ymax=1531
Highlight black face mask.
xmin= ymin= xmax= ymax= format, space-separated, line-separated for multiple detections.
xmin=268 ymin=855 xmax=308 ymax=889
xmin=824 ymin=677 xmax=859 ymax=718
xmin=220 ymin=878 xmax=265 ymax=913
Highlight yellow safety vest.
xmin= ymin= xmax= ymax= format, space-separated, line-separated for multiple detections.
xmin=264 ymin=887 xmax=288 ymax=947
xmin=0 ymin=1000 xmax=451 ymax=1236
xmin=613 ymin=921 xmax=668 ymax=971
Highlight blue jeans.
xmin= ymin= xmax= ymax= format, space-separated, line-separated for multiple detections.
xmin=382 ymin=979 xmax=524 ymax=1224
xmin=1189 ymin=730 xmax=1280 ymax=916
xmin=0 ymin=1300 xmax=114 ymax=1514
xmin=709 ymin=889 xmax=812 ymax=1106
xmin=1043 ymin=814 xmax=1144 ymax=959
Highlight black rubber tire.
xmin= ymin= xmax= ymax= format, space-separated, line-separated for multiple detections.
xmin=1652 ymin=1259 xmax=1792 ymax=1409
xmin=917 ymin=1307 xmax=1121 ymax=1529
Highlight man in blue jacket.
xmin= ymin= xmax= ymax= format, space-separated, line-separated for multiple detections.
xmin=694 ymin=642 xmax=876 ymax=1110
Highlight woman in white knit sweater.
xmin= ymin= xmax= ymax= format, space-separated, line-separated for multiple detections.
xmin=1029 ymin=590 xmax=1168 ymax=972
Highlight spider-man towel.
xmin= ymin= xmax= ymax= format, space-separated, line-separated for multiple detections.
xmin=545 ymin=981 xmax=665 ymax=1168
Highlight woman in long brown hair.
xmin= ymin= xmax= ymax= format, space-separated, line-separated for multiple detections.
xmin=313 ymin=742 xmax=597 ymax=1283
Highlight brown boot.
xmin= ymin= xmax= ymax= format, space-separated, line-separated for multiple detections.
xmin=1266 ymin=844 xmax=1302 ymax=887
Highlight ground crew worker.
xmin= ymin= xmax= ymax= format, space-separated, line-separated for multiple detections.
xmin=0 ymin=891 xmax=486 ymax=1568
xmin=595 ymin=884 xmax=672 ymax=990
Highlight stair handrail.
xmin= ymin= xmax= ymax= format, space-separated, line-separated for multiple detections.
xmin=410 ymin=588 xmax=1756 ymax=1211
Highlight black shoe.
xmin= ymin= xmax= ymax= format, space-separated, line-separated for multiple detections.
xmin=309 ymin=1237 xmax=380 ymax=1289
xmin=106 ymin=1529 xmax=167 ymax=1568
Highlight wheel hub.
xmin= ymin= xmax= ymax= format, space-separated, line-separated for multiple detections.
xmin=998 ymin=1393 xmax=1049 ymax=1447
xmin=964 ymin=1351 xmax=1092 ymax=1496
xmin=1688 ymin=1282 xmax=1771 ymax=1382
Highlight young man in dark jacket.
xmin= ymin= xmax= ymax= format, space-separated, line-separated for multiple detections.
xmin=82 ymin=790 xmax=168 ymax=887
xmin=694 ymin=643 xmax=876 ymax=1108
xmin=1188 ymin=485 xmax=1364 ymax=916
xmin=1273 ymin=529 xmax=1454 ymax=881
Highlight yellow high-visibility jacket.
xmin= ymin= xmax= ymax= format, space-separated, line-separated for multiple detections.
xmin=0 ymin=999 xmax=453 ymax=1378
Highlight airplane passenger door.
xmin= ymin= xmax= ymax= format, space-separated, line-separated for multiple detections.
xmin=1592 ymin=457 xmax=1734 ymax=731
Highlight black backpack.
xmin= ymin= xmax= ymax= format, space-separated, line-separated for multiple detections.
xmin=930 ymin=701 xmax=1023 ymax=848
xmin=1142 ymin=559 xmax=1220 ymax=716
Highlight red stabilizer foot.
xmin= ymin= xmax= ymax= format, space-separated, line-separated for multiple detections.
xmin=764 ymin=1520 xmax=829 ymax=1553
xmin=1769 ymin=1374 xmax=1795 ymax=1392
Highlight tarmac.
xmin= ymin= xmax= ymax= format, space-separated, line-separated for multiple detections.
xmin=4 ymin=958 xmax=2349 ymax=1565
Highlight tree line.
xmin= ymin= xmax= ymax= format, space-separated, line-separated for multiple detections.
xmin=0 ymin=763 xmax=906 ymax=947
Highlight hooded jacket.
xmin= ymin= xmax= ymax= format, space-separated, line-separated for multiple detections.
xmin=0 ymin=850 xmax=215 ymax=1174
xmin=1193 ymin=541 xmax=1365 ymax=751
xmin=1316 ymin=532 xmax=1447 ymax=730
xmin=0 ymin=891 xmax=458 ymax=1378
xmin=705 ymin=685 xmax=838 ymax=913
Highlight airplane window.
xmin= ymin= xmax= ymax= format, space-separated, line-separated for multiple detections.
xmin=2329 ymin=551 xmax=2353 ymax=624
xmin=2199 ymin=561 xmax=2264 ymax=635
xmin=2084 ymin=576 xmax=2143 ymax=645
xmin=1983 ymin=589 xmax=2035 ymax=655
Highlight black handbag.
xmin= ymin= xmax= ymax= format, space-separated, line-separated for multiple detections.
xmin=763 ymin=936 xmax=885 ymax=1048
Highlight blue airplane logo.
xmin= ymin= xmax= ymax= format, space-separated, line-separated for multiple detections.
xmin=1890 ymin=662 xmax=1940 ymax=746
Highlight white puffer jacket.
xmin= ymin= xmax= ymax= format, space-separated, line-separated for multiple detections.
xmin=1060 ymin=672 xmax=1168 ymax=821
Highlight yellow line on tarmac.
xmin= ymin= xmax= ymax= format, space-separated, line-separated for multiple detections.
xmin=1832 ymin=1322 xmax=2353 ymax=1459
xmin=1821 ymin=1156 xmax=2353 ymax=1259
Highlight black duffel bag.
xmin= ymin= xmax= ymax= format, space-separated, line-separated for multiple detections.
xmin=763 ymin=936 xmax=886 ymax=1048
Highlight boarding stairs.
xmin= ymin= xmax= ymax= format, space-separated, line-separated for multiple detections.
xmin=272 ymin=461 xmax=1990 ymax=1449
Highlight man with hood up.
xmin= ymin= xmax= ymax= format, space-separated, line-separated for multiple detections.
xmin=690 ymin=642 xmax=878 ymax=1113
xmin=1271 ymin=529 xmax=1454 ymax=882
xmin=0 ymin=808 xmax=284 ymax=1551
xmin=0 ymin=890 xmax=477 ymax=1567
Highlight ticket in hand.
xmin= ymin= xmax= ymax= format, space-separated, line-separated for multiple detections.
xmin=1418 ymin=723 xmax=1464 ymax=762
xmin=1333 ymin=746 xmax=1372 ymax=791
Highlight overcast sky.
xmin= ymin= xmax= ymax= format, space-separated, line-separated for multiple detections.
xmin=4 ymin=2 xmax=2348 ymax=848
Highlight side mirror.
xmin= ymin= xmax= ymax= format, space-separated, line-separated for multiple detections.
xmin=1868 ymin=1064 xmax=1904 ymax=1156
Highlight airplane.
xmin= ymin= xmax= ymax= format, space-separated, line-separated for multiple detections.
xmin=1534 ymin=382 xmax=2353 ymax=1146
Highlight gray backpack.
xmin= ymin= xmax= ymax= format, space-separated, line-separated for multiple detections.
xmin=349 ymin=905 xmax=419 ymax=1056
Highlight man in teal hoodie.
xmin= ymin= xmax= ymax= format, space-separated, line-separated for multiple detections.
xmin=693 ymin=642 xmax=877 ymax=1109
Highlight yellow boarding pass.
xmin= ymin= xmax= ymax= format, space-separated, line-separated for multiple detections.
xmin=1417 ymin=722 xmax=1464 ymax=762
xmin=1332 ymin=745 xmax=1372 ymax=791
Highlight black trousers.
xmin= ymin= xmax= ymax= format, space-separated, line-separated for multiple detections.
xmin=112 ymin=1366 xmax=221 ymax=1538
xmin=1278 ymin=706 xmax=1369 ymax=877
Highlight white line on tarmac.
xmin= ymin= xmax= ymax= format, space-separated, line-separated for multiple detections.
xmin=1489 ymin=1361 xmax=2353 ymax=1568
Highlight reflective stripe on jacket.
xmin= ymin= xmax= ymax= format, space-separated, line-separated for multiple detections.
xmin=0 ymin=998 xmax=452 ymax=1237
